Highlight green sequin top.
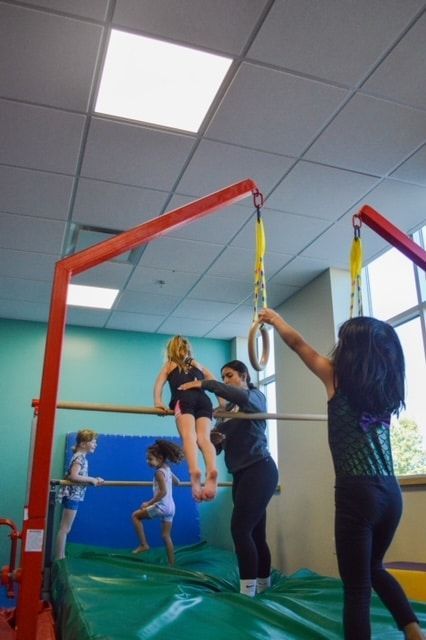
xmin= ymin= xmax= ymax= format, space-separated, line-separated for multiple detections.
xmin=328 ymin=390 xmax=394 ymax=478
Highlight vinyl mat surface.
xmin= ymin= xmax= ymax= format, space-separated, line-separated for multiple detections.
xmin=51 ymin=543 xmax=426 ymax=640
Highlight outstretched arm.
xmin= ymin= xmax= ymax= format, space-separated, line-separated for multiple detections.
xmin=68 ymin=460 xmax=103 ymax=486
xmin=258 ymin=308 xmax=335 ymax=398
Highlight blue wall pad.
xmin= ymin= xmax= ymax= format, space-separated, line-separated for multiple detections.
xmin=64 ymin=433 xmax=200 ymax=549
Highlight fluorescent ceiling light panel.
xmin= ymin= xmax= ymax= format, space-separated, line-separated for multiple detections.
xmin=67 ymin=284 xmax=119 ymax=309
xmin=95 ymin=30 xmax=232 ymax=132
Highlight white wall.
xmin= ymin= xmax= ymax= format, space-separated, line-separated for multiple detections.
xmin=267 ymin=270 xmax=338 ymax=577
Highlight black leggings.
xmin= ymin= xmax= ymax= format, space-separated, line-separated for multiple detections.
xmin=335 ymin=476 xmax=418 ymax=639
xmin=231 ymin=457 xmax=278 ymax=579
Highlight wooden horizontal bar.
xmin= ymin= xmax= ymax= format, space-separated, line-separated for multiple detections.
xmin=51 ymin=479 xmax=282 ymax=493
xmin=51 ymin=479 xmax=233 ymax=488
xmin=33 ymin=399 xmax=327 ymax=422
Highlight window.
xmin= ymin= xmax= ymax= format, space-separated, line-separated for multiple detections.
xmin=257 ymin=329 xmax=278 ymax=464
xmin=364 ymin=224 xmax=426 ymax=476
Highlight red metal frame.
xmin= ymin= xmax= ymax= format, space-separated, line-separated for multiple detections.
xmin=15 ymin=179 xmax=257 ymax=639
xmin=359 ymin=205 xmax=426 ymax=271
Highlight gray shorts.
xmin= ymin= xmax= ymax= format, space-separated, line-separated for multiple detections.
xmin=145 ymin=503 xmax=174 ymax=523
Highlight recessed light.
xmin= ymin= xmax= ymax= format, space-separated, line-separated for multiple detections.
xmin=67 ymin=284 xmax=119 ymax=309
xmin=95 ymin=29 xmax=232 ymax=132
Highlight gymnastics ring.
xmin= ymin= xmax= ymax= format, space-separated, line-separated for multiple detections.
xmin=248 ymin=319 xmax=270 ymax=372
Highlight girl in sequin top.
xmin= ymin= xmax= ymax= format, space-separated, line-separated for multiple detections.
xmin=259 ymin=310 xmax=424 ymax=640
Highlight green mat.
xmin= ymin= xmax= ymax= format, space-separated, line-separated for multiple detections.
xmin=51 ymin=543 xmax=426 ymax=639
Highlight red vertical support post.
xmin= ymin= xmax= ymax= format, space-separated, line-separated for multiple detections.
xmin=16 ymin=264 xmax=70 ymax=639
xmin=359 ymin=205 xmax=426 ymax=271
xmin=14 ymin=179 xmax=258 ymax=640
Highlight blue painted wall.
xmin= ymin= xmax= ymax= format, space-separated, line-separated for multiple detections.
xmin=0 ymin=318 xmax=232 ymax=567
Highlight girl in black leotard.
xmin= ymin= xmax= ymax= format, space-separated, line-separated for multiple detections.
xmin=154 ymin=335 xmax=218 ymax=502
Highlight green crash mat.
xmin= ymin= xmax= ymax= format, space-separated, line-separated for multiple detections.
xmin=51 ymin=543 xmax=426 ymax=639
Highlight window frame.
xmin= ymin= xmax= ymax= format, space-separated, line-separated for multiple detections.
xmin=363 ymin=225 xmax=426 ymax=485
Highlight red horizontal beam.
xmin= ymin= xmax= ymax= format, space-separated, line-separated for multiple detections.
xmin=63 ymin=178 xmax=258 ymax=276
xmin=359 ymin=205 xmax=426 ymax=271
xmin=16 ymin=178 xmax=258 ymax=640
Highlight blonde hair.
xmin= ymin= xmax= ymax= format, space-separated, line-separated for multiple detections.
xmin=73 ymin=429 xmax=98 ymax=452
xmin=166 ymin=335 xmax=193 ymax=370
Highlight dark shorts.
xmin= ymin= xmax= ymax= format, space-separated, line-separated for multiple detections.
xmin=173 ymin=391 xmax=212 ymax=420
xmin=62 ymin=497 xmax=80 ymax=510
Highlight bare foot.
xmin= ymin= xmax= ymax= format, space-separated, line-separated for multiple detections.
xmin=132 ymin=545 xmax=150 ymax=554
xmin=202 ymin=470 xmax=218 ymax=501
xmin=191 ymin=470 xmax=203 ymax=502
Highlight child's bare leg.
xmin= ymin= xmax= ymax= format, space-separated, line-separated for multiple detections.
xmin=131 ymin=509 xmax=150 ymax=553
xmin=161 ymin=520 xmax=175 ymax=565
xmin=55 ymin=508 xmax=77 ymax=560
xmin=404 ymin=622 xmax=426 ymax=640
xmin=176 ymin=414 xmax=203 ymax=501
xmin=196 ymin=417 xmax=218 ymax=501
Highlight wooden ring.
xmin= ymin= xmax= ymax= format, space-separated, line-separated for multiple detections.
xmin=248 ymin=319 xmax=270 ymax=372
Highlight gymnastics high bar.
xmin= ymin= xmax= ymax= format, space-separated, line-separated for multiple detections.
xmin=17 ymin=179 xmax=258 ymax=640
xmin=32 ymin=399 xmax=327 ymax=422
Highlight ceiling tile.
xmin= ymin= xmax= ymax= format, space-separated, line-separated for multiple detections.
xmin=0 ymin=166 xmax=73 ymax=220
xmin=188 ymin=276 xmax=252 ymax=304
xmin=301 ymin=213 xmax=389 ymax=266
xmin=0 ymin=298 xmax=49 ymax=323
xmin=269 ymin=256 xmax=329 ymax=287
xmin=21 ymin=0 xmax=110 ymax=20
xmin=0 ymin=249 xmax=59 ymax=281
xmin=206 ymin=322 xmax=248 ymax=339
xmin=81 ymin=118 xmax=195 ymax=190
xmin=225 ymin=304 xmax=253 ymax=325
xmin=348 ymin=179 xmax=426 ymax=235
xmin=165 ymin=195 xmax=251 ymax=244
xmin=127 ymin=267 xmax=199 ymax=297
xmin=72 ymin=179 xmax=169 ymax=230
xmin=66 ymin=307 xmax=111 ymax=328
xmin=171 ymin=298 xmax=236 ymax=321
xmin=207 ymin=246 xmax=293 ymax=282
xmin=106 ymin=311 xmax=164 ymax=332
xmin=72 ymin=262 xmax=133 ymax=288
xmin=305 ymin=94 xmax=426 ymax=175
xmin=265 ymin=282 xmax=299 ymax=307
xmin=113 ymin=0 xmax=268 ymax=55
xmin=158 ymin=316 xmax=219 ymax=337
xmin=0 ymin=213 xmax=66 ymax=254
xmin=230 ymin=209 xmax=331 ymax=254
xmin=138 ymin=236 xmax=224 ymax=272
xmin=176 ymin=139 xmax=295 ymax=199
xmin=391 ymin=144 xmax=426 ymax=186
xmin=0 ymin=276 xmax=52 ymax=304
xmin=265 ymin=161 xmax=380 ymax=219
xmin=0 ymin=4 xmax=103 ymax=110
xmin=1 ymin=1 xmax=425 ymax=337
xmin=206 ymin=62 xmax=348 ymax=156
xmin=116 ymin=290 xmax=180 ymax=315
xmin=0 ymin=100 xmax=85 ymax=173
xmin=362 ymin=13 xmax=426 ymax=110
xmin=248 ymin=0 xmax=425 ymax=85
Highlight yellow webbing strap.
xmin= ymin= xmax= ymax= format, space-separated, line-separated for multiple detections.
xmin=350 ymin=215 xmax=364 ymax=318
xmin=253 ymin=213 xmax=267 ymax=321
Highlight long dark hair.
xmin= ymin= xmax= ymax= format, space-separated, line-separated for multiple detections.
xmin=147 ymin=439 xmax=185 ymax=464
xmin=220 ymin=360 xmax=256 ymax=389
xmin=332 ymin=316 xmax=405 ymax=415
